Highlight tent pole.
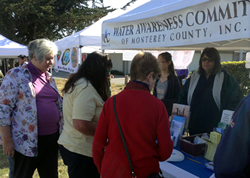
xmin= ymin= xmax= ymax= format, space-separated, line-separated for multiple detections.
xmin=79 ymin=35 xmax=83 ymax=66
xmin=79 ymin=47 xmax=83 ymax=65
xmin=240 ymin=50 xmax=243 ymax=61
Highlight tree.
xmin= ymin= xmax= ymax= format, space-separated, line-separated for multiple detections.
xmin=121 ymin=0 xmax=138 ymax=10
xmin=0 ymin=0 xmax=114 ymax=45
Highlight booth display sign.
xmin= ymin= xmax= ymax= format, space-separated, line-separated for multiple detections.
xmin=54 ymin=47 xmax=79 ymax=73
xmin=102 ymin=0 xmax=250 ymax=50
xmin=62 ymin=49 xmax=70 ymax=66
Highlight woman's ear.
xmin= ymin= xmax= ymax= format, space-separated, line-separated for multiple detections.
xmin=32 ymin=54 xmax=36 ymax=61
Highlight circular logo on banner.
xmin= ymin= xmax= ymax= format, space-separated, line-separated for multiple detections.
xmin=57 ymin=51 xmax=61 ymax=61
xmin=61 ymin=49 xmax=70 ymax=66
xmin=71 ymin=48 xmax=77 ymax=68
xmin=103 ymin=30 xmax=110 ymax=43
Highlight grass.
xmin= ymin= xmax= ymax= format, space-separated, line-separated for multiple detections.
xmin=0 ymin=78 xmax=125 ymax=177
xmin=54 ymin=78 xmax=67 ymax=96
xmin=0 ymin=146 xmax=8 ymax=178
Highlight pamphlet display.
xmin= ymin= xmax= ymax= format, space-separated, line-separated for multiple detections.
xmin=171 ymin=103 xmax=190 ymax=133
xmin=170 ymin=115 xmax=186 ymax=147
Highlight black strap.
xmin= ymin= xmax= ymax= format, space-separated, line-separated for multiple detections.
xmin=113 ymin=95 xmax=136 ymax=178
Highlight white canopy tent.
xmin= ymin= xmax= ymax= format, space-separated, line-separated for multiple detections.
xmin=54 ymin=0 xmax=151 ymax=51
xmin=53 ymin=8 xmax=146 ymax=73
xmin=0 ymin=34 xmax=28 ymax=58
xmin=0 ymin=35 xmax=28 ymax=75
xmin=54 ymin=9 xmax=127 ymax=50
xmin=53 ymin=3 xmax=152 ymax=73
xmin=101 ymin=0 xmax=250 ymax=51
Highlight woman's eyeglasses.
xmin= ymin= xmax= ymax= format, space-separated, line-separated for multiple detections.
xmin=201 ymin=57 xmax=214 ymax=62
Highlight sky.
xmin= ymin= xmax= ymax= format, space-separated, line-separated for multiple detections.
xmin=103 ymin=0 xmax=146 ymax=9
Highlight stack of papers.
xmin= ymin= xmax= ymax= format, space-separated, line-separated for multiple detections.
xmin=204 ymin=131 xmax=222 ymax=161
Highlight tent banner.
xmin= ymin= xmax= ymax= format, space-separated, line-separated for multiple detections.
xmin=163 ymin=50 xmax=194 ymax=69
xmin=54 ymin=47 xmax=79 ymax=73
xmin=102 ymin=0 xmax=250 ymax=49
xmin=149 ymin=50 xmax=194 ymax=69
xmin=122 ymin=50 xmax=194 ymax=69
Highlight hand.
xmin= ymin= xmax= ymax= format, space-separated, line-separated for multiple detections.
xmin=3 ymin=138 xmax=15 ymax=157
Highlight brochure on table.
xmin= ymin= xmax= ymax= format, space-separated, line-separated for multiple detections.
xmin=171 ymin=103 xmax=190 ymax=133
xmin=220 ymin=110 xmax=234 ymax=125
xmin=170 ymin=115 xmax=186 ymax=147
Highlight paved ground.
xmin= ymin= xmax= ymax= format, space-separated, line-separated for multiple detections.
xmin=52 ymin=70 xmax=127 ymax=85
xmin=52 ymin=70 xmax=69 ymax=79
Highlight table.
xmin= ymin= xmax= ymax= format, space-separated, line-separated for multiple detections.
xmin=160 ymin=148 xmax=214 ymax=178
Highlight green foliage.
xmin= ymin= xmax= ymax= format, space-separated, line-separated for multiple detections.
xmin=121 ymin=0 xmax=138 ymax=10
xmin=221 ymin=61 xmax=250 ymax=96
xmin=0 ymin=0 xmax=114 ymax=45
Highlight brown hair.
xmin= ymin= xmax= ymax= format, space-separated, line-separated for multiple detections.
xmin=62 ymin=52 xmax=109 ymax=101
xmin=130 ymin=52 xmax=161 ymax=81
xmin=198 ymin=47 xmax=222 ymax=75
xmin=107 ymin=58 xmax=113 ymax=69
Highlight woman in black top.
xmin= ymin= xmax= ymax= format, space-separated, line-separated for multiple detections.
xmin=153 ymin=52 xmax=181 ymax=118
xmin=178 ymin=47 xmax=243 ymax=135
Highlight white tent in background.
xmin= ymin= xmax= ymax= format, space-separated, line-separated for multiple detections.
xmin=54 ymin=0 xmax=151 ymax=51
xmin=53 ymin=0 xmax=196 ymax=74
xmin=0 ymin=35 xmax=28 ymax=75
xmin=53 ymin=1 xmax=151 ymax=73
xmin=0 ymin=34 xmax=28 ymax=58
xmin=101 ymin=0 xmax=250 ymax=51
xmin=54 ymin=10 xmax=131 ymax=50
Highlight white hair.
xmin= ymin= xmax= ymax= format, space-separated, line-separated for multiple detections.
xmin=28 ymin=39 xmax=58 ymax=62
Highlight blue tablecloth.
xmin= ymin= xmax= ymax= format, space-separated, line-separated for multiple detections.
xmin=170 ymin=148 xmax=214 ymax=178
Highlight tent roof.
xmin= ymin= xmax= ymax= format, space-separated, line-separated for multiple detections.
xmin=105 ymin=0 xmax=209 ymax=23
xmin=54 ymin=1 xmax=150 ymax=51
xmin=102 ymin=0 xmax=250 ymax=51
xmin=54 ymin=10 xmax=127 ymax=50
xmin=0 ymin=34 xmax=28 ymax=58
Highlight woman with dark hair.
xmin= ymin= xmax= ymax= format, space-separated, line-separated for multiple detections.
xmin=153 ymin=52 xmax=181 ymax=118
xmin=58 ymin=52 xmax=108 ymax=178
xmin=17 ymin=54 xmax=27 ymax=66
xmin=93 ymin=52 xmax=173 ymax=178
xmin=179 ymin=47 xmax=243 ymax=135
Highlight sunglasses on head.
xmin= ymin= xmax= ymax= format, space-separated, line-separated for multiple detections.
xmin=201 ymin=56 xmax=214 ymax=62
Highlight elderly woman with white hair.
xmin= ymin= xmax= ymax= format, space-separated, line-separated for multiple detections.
xmin=0 ymin=39 xmax=63 ymax=178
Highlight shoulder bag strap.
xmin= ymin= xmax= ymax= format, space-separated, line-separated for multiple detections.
xmin=113 ymin=95 xmax=136 ymax=178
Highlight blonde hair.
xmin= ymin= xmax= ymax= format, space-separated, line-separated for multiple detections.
xmin=130 ymin=52 xmax=160 ymax=81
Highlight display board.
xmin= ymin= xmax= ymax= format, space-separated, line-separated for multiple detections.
xmin=54 ymin=47 xmax=79 ymax=73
